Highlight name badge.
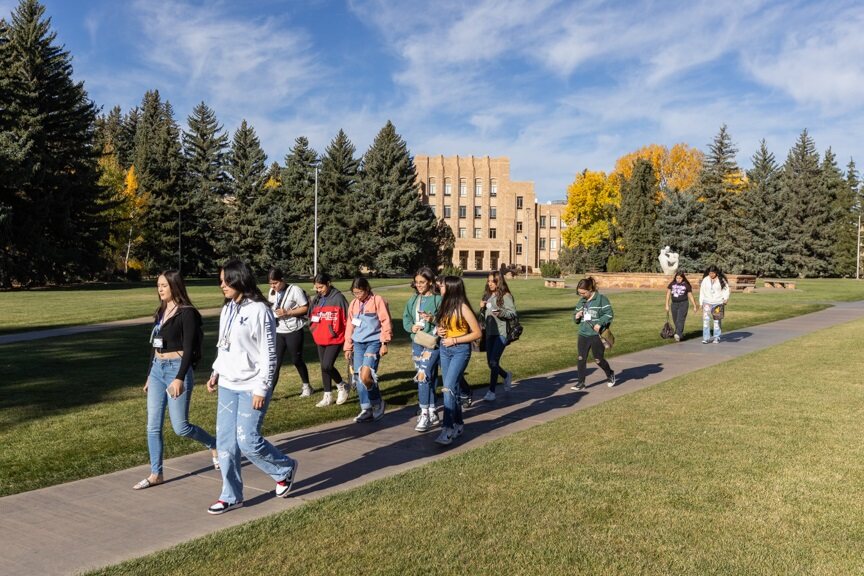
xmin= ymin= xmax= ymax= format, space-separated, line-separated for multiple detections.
xmin=351 ymin=317 xmax=362 ymax=327
xmin=414 ymin=320 xmax=425 ymax=329
xmin=152 ymin=337 xmax=163 ymax=348
xmin=583 ymin=311 xmax=592 ymax=321
xmin=310 ymin=315 xmax=321 ymax=323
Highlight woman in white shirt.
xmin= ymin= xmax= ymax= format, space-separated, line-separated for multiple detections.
xmin=205 ymin=260 xmax=299 ymax=514
xmin=267 ymin=268 xmax=312 ymax=398
xmin=698 ymin=265 xmax=730 ymax=344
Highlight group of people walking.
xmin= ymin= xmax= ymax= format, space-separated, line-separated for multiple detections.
xmin=134 ymin=260 xmax=728 ymax=515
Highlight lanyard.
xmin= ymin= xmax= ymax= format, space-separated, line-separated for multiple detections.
xmin=221 ymin=300 xmax=240 ymax=342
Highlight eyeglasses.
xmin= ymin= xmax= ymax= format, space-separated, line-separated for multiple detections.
xmin=351 ymin=290 xmax=367 ymax=297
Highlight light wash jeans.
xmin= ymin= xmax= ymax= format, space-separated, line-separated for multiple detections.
xmin=215 ymin=386 xmax=297 ymax=504
xmin=485 ymin=334 xmax=507 ymax=392
xmin=146 ymin=357 xmax=215 ymax=475
xmin=702 ymin=303 xmax=722 ymax=341
xmin=440 ymin=343 xmax=471 ymax=428
xmin=353 ymin=340 xmax=382 ymax=409
xmin=411 ymin=341 xmax=439 ymax=410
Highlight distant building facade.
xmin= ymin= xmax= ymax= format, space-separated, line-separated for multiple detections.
xmin=414 ymin=155 xmax=566 ymax=273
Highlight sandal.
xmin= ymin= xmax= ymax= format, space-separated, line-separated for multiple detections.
xmin=132 ymin=476 xmax=163 ymax=490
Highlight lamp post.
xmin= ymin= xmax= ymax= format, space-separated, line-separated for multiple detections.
xmin=313 ymin=165 xmax=319 ymax=277
xmin=524 ymin=234 xmax=528 ymax=280
xmin=857 ymin=214 xmax=861 ymax=280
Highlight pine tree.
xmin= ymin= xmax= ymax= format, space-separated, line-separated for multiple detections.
xmin=656 ymin=189 xmax=707 ymax=274
xmin=0 ymin=0 xmax=109 ymax=286
xmin=778 ymin=130 xmax=825 ymax=277
xmin=225 ymin=119 xmax=267 ymax=270
xmin=618 ymin=159 xmax=659 ymax=271
xmin=359 ymin=121 xmax=437 ymax=275
xmin=846 ymin=159 xmax=862 ymax=278
xmin=134 ymin=90 xmax=186 ymax=274
xmin=317 ymin=129 xmax=361 ymax=277
xmin=743 ymin=140 xmax=785 ymax=276
xmin=823 ymin=149 xmax=856 ymax=276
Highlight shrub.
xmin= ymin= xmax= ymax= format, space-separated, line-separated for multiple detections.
xmin=440 ymin=264 xmax=463 ymax=277
xmin=540 ymin=261 xmax=562 ymax=278
xmin=606 ymin=253 xmax=626 ymax=273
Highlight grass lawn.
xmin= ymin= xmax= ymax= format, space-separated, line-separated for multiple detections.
xmin=0 ymin=278 xmax=858 ymax=496
xmin=86 ymin=314 xmax=864 ymax=575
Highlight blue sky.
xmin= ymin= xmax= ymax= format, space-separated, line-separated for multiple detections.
xmin=4 ymin=0 xmax=864 ymax=201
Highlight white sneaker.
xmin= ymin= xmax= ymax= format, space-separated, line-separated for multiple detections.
xmin=315 ymin=392 xmax=333 ymax=407
xmin=300 ymin=383 xmax=313 ymax=398
xmin=335 ymin=382 xmax=349 ymax=405
xmin=503 ymin=371 xmax=513 ymax=391
xmin=435 ymin=427 xmax=454 ymax=446
xmin=483 ymin=390 xmax=496 ymax=402
xmin=372 ymin=400 xmax=386 ymax=421
xmin=415 ymin=413 xmax=432 ymax=432
xmin=674 ymin=334 xmax=681 ymax=342
xmin=453 ymin=423 xmax=464 ymax=438
xmin=428 ymin=410 xmax=440 ymax=426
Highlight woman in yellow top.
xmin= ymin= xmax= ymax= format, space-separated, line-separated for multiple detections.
xmin=433 ymin=276 xmax=482 ymax=445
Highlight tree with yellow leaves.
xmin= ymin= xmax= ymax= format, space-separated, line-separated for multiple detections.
xmin=614 ymin=143 xmax=704 ymax=198
xmin=562 ymin=169 xmax=620 ymax=249
xmin=120 ymin=165 xmax=149 ymax=274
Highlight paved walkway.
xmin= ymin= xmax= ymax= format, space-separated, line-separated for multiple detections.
xmin=2 ymin=302 xmax=864 ymax=575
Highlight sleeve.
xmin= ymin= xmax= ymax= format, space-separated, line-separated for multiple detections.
xmin=698 ymin=278 xmax=706 ymax=305
xmin=378 ymin=296 xmax=393 ymax=343
xmin=498 ymin=294 xmax=517 ymax=320
xmin=254 ymin=305 xmax=277 ymax=398
xmin=721 ymin=283 xmax=731 ymax=302
xmin=174 ymin=307 xmax=197 ymax=381
xmin=573 ymin=298 xmax=585 ymax=324
xmin=402 ymin=295 xmax=416 ymax=334
xmin=595 ymin=295 xmax=614 ymax=327
xmin=343 ymin=299 xmax=356 ymax=351
xmin=290 ymin=284 xmax=308 ymax=308
xmin=211 ymin=305 xmax=227 ymax=373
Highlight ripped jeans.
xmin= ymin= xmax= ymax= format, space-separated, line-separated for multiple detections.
xmin=352 ymin=340 xmax=382 ymax=410
xmin=440 ymin=342 xmax=471 ymax=428
xmin=702 ymin=303 xmax=722 ymax=341
xmin=411 ymin=342 xmax=439 ymax=410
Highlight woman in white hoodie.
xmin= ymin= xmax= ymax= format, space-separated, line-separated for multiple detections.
xmin=698 ymin=265 xmax=730 ymax=344
xmin=205 ymin=260 xmax=299 ymax=515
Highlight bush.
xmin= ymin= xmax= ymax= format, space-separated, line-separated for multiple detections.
xmin=606 ymin=254 xmax=626 ymax=273
xmin=540 ymin=261 xmax=562 ymax=278
xmin=440 ymin=264 xmax=463 ymax=277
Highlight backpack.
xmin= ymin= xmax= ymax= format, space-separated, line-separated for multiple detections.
xmin=505 ymin=314 xmax=523 ymax=345
xmin=189 ymin=308 xmax=204 ymax=368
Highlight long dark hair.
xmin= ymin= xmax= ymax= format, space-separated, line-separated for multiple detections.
xmin=438 ymin=276 xmax=474 ymax=327
xmin=412 ymin=266 xmax=438 ymax=294
xmin=221 ymin=259 xmax=266 ymax=304
xmin=154 ymin=270 xmax=194 ymax=318
xmin=703 ymin=265 xmax=728 ymax=289
xmin=483 ymin=270 xmax=513 ymax=307
xmin=673 ymin=270 xmax=692 ymax=288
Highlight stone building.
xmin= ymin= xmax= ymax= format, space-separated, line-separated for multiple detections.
xmin=414 ymin=155 xmax=566 ymax=273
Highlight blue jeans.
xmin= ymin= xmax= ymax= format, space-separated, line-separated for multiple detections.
xmin=440 ymin=343 xmax=471 ymax=428
xmin=412 ymin=342 xmax=439 ymax=410
xmin=146 ymin=357 xmax=215 ymax=475
xmin=215 ymin=386 xmax=297 ymax=504
xmin=702 ymin=303 xmax=722 ymax=341
xmin=485 ymin=334 xmax=507 ymax=392
xmin=353 ymin=340 xmax=382 ymax=409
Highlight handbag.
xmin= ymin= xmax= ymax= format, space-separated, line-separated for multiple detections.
xmin=711 ymin=304 xmax=725 ymax=320
xmin=660 ymin=313 xmax=675 ymax=339
xmin=413 ymin=329 xmax=439 ymax=349
xmin=600 ymin=326 xmax=615 ymax=350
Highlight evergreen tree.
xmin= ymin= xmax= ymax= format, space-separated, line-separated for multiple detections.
xmin=823 ymin=149 xmax=856 ymax=276
xmin=225 ymin=119 xmax=267 ymax=269
xmin=656 ymin=189 xmax=707 ymax=273
xmin=697 ymin=125 xmax=747 ymax=272
xmin=182 ymin=101 xmax=228 ymax=275
xmin=778 ymin=130 xmax=825 ymax=277
xmin=743 ymin=140 xmax=785 ymax=276
xmin=117 ymin=107 xmax=139 ymax=168
xmin=359 ymin=121 xmax=437 ymax=274
xmin=317 ymin=129 xmax=361 ymax=278
xmin=0 ymin=0 xmax=109 ymax=286
xmin=846 ymin=159 xmax=862 ymax=278
xmin=134 ymin=90 xmax=186 ymax=274
xmin=618 ymin=159 xmax=659 ymax=271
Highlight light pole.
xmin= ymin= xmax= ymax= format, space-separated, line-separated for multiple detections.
xmin=313 ymin=165 xmax=319 ymax=277
xmin=857 ymin=214 xmax=861 ymax=280
xmin=524 ymin=234 xmax=528 ymax=280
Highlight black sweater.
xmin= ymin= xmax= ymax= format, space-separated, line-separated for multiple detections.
xmin=150 ymin=306 xmax=198 ymax=380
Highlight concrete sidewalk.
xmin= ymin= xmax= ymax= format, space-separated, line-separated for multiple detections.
xmin=2 ymin=302 xmax=863 ymax=575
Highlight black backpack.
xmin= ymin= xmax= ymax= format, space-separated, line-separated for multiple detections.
xmin=505 ymin=314 xmax=523 ymax=345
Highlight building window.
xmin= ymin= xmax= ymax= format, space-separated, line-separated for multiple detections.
xmin=444 ymin=178 xmax=452 ymax=196
xmin=516 ymin=196 xmax=523 ymax=209
xmin=551 ymin=238 xmax=558 ymax=250
xmin=490 ymin=179 xmax=497 ymax=197
xmin=443 ymin=205 xmax=452 ymax=218
xmin=475 ymin=179 xmax=482 ymax=197
xmin=516 ymin=243 xmax=523 ymax=256
xmin=459 ymin=178 xmax=467 ymax=197
xmin=474 ymin=251 xmax=484 ymax=270
xmin=516 ymin=221 xmax=523 ymax=233
xmin=539 ymin=237 xmax=546 ymax=250
xmin=429 ymin=178 xmax=436 ymax=196
xmin=474 ymin=227 xmax=482 ymax=239
xmin=458 ymin=227 xmax=466 ymax=238
xmin=489 ymin=228 xmax=497 ymax=239
xmin=490 ymin=250 xmax=499 ymax=269
xmin=540 ymin=215 xmax=547 ymax=229
xmin=473 ymin=206 xmax=482 ymax=219
xmin=458 ymin=205 xmax=467 ymax=219
xmin=459 ymin=250 xmax=468 ymax=269
xmin=551 ymin=216 xmax=558 ymax=228
xmin=489 ymin=206 xmax=497 ymax=219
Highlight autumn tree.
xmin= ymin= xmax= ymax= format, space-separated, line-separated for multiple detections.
xmin=562 ymin=169 xmax=620 ymax=249
xmin=614 ymin=143 xmax=703 ymax=198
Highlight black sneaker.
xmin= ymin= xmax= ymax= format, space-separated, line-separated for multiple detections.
xmin=275 ymin=459 xmax=299 ymax=498
xmin=607 ymin=372 xmax=617 ymax=388
xmin=459 ymin=394 xmax=473 ymax=408
xmin=207 ymin=500 xmax=243 ymax=515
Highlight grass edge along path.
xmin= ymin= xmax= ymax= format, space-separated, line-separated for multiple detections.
xmin=85 ymin=316 xmax=864 ymax=576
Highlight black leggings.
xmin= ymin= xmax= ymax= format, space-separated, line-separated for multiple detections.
xmin=316 ymin=343 xmax=344 ymax=392
xmin=670 ymin=300 xmax=689 ymax=338
xmin=273 ymin=330 xmax=310 ymax=389
xmin=577 ymin=333 xmax=613 ymax=384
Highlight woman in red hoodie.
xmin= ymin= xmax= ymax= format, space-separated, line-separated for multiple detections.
xmin=308 ymin=273 xmax=351 ymax=407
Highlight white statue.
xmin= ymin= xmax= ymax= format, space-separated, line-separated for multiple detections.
xmin=658 ymin=246 xmax=679 ymax=275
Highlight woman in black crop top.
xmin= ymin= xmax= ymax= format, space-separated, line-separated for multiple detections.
xmin=133 ymin=271 xmax=218 ymax=490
